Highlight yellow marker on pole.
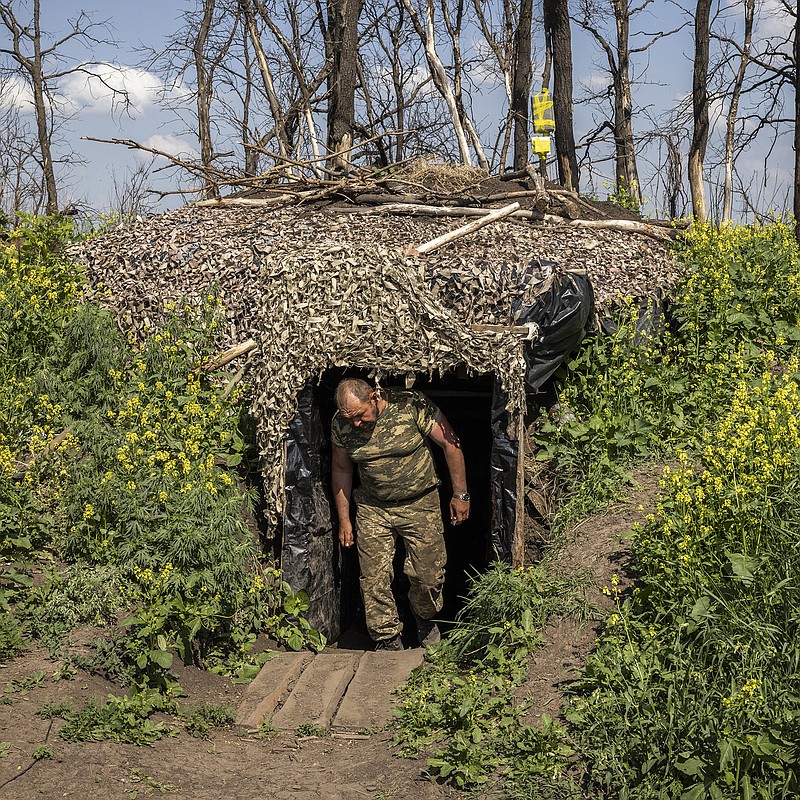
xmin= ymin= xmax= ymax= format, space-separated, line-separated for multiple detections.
xmin=531 ymin=88 xmax=555 ymax=173
xmin=532 ymin=88 xmax=555 ymax=134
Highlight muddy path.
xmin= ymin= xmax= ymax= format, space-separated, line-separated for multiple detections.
xmin=0 ymin=466 xmax=661 ymax=800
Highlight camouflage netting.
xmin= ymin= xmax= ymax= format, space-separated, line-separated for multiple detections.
xmin=71 ymin=202 xmax=681 ymax=529
xmin=250 ymin=241 xmax=526 ymax=526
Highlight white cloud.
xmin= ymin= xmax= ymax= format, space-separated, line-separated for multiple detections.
xmin=0 ymin=74 xmax=33 ymax=111
xmin=58 ymin=64 xmax=164 ymax=116
xmin=756 ymin=0 xmax=794 ymax=41
xmin=578 ymin=71 xmax=611 ymax=94
xmin=142 ymin=134 xmax=197 ymax=160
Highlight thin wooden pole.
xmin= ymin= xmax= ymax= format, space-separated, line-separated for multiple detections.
xmin=413 ymin=202 xmax=521 ymax=255
xmin=204 ymin=339 xmax=257 ymax=371
xmin=512 ymin=412 xmax=526 ymax=568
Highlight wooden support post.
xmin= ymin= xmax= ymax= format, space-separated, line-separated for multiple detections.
xmin=512 ymin=413 xmax=526 ymax=568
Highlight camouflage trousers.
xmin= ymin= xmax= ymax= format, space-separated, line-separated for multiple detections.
xmin=355 ymin=488 xmax=446 ymax=642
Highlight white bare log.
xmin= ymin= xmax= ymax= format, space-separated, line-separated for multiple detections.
xmin=415 ymin=202 xmax=521 ymax=253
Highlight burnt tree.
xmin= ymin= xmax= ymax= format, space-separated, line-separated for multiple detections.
xmin=689 ymin=0 xmax=711 ymax=221
xmin=511 ymin=0 xmax=533 ymax=170
xmin=327 ymin=0 xmax=365 ymax=172
xmin=543 ymin=0 xmax=579 ymax=189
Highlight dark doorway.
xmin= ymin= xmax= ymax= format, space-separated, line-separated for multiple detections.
xmin=300 ymin=367 xmax=496 ymax=645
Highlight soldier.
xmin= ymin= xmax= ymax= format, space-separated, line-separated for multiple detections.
xmin=330 ymin=378 xmax=470 ymax=650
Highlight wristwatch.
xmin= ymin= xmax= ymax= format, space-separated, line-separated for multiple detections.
xmin=453 ymin=492 xmax=471 ymax=501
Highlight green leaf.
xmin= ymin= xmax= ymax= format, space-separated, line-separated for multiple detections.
xmin=149 ymin=649 xmax=173 ymax=669
xmin=681 ymin=783 xmax=707 ymax=800
xmin=675 ymin=756 xmax=706 ymax=777
xmin=725 ymin=551 xmax=759 ymax=584
xmin=690 ymin=596 xmax=713 ymax=622
xmin=719 ymin=738 xmax=734 ymax=771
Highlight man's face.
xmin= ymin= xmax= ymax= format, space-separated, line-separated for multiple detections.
xmin=339 ymin=392 xmax=380 ymax=430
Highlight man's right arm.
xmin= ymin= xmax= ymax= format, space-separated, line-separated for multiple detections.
xmin=331 ymin=444 xmax=355 ymax=548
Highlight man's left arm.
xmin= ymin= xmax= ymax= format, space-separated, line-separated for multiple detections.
xmin=427 ymin=412 xmax=470 ymax=526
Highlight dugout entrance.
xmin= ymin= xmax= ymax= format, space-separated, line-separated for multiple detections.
xmin=280 ymin=367 xmax=523 ymax=643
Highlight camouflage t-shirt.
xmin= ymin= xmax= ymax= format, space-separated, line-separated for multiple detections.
xmin=331 ymin=389 xmax=440 ymax=503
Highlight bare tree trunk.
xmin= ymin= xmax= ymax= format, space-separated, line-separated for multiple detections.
xmin=666 ymin=133 xmax=683 ymax=219
xmin=401 ymin=0 xmax=474 ymax=165
xmin=252 ymin=0 xmax=326 ymax=169
xmin=794 ymin=7 xmax=800 ymax=245
xmin=723 ymin=0 xmax=754 ymax=222
xmin=471 ymin=0 xmax=514 ymax=167
xmin=543 ymin=0 xmax=579 ymax=190
xmin=440 ymin=0 xmax=489 ymax=169
xmin=241 ymin=0 xmax=290 ymax=163
xmin=327 ymin=0 xmax=365 ymax=172
xmin=30 ymin=0 xmax=57 ymax=214
xmin=390 ymin=7 xmax=407 ymax=162
xmin=611 ymin=0 xmax=639 ymax=205
xmin=512 ymin=0 xmax=533 ymax=170
xmin=578 ymin=0 xmax=648 ymax=206
xmin=1 ymin=1 xmax=130 ymax=214
xmin=240 ymin=30 xmax=259 ymax=178
xmin=689 ymin=0 xmax=711 ymax=221
xmin=194 ymin=0 xmax=218 ymax=199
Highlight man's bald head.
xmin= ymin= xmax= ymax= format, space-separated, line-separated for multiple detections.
xmin=335 ymin=378 xmax=373 ymax=410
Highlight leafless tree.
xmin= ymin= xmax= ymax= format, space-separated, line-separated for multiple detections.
xmin=0 ymin=0 xmax=130 ymax=214
xmin=511 ymin=0 xmax=533 ymax=170
xmin=0 ymin=88 xmax=43 ymax=215
xmin=326 ymin=0 xmax=365 ymax=171
xmin=360 ymin=0 xmax=454 ymax=161
xmin=470 ymin=0 xmax=515 ymax=167
xmin=438 ymin=0 xmax=489 ymax=169
xmin=400 ymin=0 xmax=486 ymax=167
xmin=688 ymin=0 xmax=711 ymax=220
xmin=107 ymin=157 xmax=157 ymax=219
xmin=249 ymin=0 xmax=329 ymax=171
xmin=719 ymin=0 xmax=755 ymax=222
xmin=543 ymin=0 xmax=579 ymax=189
xmin=577 ymin=0 xmax=684 ymax=209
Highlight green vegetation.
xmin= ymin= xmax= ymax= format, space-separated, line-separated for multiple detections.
xmin=183 ymin=702 xmax=235 ymax=739
xmin=40 ymin=691 xmax=178 ymax=745
xmin=4 ymin=211 xmax=800 ymax=795
xmin=394 ymin=221 xmax=800 ymax=798
xmin=1 ymin=215 xmax=323 ymax=712
xmin=295 ymin=722 xmax=330 ymax=738
xmin=392 ymin=564 xmax=585 ymax=789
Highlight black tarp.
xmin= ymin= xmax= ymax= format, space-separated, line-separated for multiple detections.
xmin=282 ymin=382 xmax=357 ymax=640
xmin=515 ymin=261 xmax=595 ymax=392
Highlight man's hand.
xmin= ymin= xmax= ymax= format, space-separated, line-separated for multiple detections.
xmin=339 ymin=520 xmax=355 ymax=548
xmin=450 ymin=497 xmax=470 ymax=526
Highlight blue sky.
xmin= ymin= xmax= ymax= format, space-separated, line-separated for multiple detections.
xmin=2 ymin=0 xmax=794 ymax=218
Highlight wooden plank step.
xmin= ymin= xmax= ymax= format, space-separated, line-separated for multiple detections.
xmin=235 ymin=651 xmax=313 ymax=728
xmin=271 ymin=651 xmax=362 ymax=730
xmin=332 ymin=649 xmax=424 ymax=732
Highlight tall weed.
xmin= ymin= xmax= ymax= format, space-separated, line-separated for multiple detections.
xmin=0 ymin=215 xmax=324 ymax=690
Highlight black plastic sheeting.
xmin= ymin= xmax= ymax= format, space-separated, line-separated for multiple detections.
xmin=282 ymin=382 xmax=358 ymax=641
xmin=515 ymin=261 xmax=595 ymax=391
xmin=599 ymin=293 xmax=667 ymax=347
xmin=279 ymin=263 xmax=596 ymax=639
xmin=489 ymin=382 xmax=518 ymax=561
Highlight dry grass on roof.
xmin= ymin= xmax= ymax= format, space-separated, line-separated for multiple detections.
xmin=392 ymin=157 xmax=490 ymax=194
